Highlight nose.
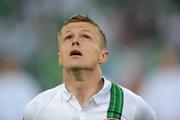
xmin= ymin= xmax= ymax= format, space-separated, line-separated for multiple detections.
xmin=72 ymin=37 xmax=80 ymax=46
xmin=72 ymin=41 xmax=80 ymax=46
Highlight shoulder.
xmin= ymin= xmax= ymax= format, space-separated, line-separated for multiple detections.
xmin=23 ymin=84 xmax=63 ymax=120
xmin=119 ymin=85 xmax=156 ymax=120
xmin=133 ymin=95 xmax=156 ymax=120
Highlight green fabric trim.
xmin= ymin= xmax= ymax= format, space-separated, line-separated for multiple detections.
xmin=107 ymin=83 xmax=124 ymax=119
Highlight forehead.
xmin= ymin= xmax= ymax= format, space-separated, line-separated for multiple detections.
xmin=61 ymin=22 xmax=99 ymax=34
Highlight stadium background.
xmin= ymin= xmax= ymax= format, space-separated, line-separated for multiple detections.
xmin=0 ymin=0 xmax=180 ymax=119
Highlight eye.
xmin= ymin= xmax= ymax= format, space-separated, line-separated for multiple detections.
xmin=65 ymin=35 xmax=72 ymax=40
xmin=82 ymin=34 xmax=91 ymax=40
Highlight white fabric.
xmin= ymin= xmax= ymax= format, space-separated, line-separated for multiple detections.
xmin=23 ymin=77 xmax=156 ymax=120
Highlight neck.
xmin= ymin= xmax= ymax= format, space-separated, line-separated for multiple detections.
xmin=63 ymin=67 xmax=103 ymax=107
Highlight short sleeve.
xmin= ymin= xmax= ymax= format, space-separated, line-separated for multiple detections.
xmin=23 ymin=95 xmax=41 ymax=120
xmin=134 ymin=97 xmax=157 ymax=120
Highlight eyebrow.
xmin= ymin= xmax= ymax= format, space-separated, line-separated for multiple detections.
xmin=64 ymin=30 xmax=71 ymax=33
xmin=81 ymin=29 xmax=90 ymax=32
xmin=64 ymin=29 xmax=91 ymax=33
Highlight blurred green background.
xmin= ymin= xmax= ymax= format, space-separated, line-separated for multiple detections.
xmin=0 ymin=0 xmax=180 ymax=119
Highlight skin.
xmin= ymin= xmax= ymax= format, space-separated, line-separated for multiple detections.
xmin=58 ymin=22 xmax=109 ymax=107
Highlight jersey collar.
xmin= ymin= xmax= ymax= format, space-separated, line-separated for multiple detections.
xmin=61 ymin=76 xmax=111 ymax=104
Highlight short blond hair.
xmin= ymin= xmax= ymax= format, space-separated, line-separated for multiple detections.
xmin=58 ymin=15 xmax=107 ymax=49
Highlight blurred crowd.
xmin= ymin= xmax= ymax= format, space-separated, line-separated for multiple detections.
xmin=0 ymin=0 xmax=180 ymax=120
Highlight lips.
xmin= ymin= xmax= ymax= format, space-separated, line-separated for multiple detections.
xmin=70 ymin=50 xmax=82 ymax=56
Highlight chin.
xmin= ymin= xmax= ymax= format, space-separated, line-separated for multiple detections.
xmin=70 ymin=67 xmax=82 ymax=71
xmin=65 ymin=64 xmax=93 ymax=71
xmin=65 ymin=64 xmax=84 ymax=70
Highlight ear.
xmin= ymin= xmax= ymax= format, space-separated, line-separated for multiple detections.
xmin=99 ymin=50 xmax=109 ymax=64
xmin=58 ymin=52 xmax=62 ymax=65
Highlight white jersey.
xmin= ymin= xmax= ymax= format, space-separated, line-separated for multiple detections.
xmin=23 ymin=77 xmax=156 ymax=120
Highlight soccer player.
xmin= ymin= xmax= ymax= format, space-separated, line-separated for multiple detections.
xmin=23 ymin=15 xmax=156 ymax=120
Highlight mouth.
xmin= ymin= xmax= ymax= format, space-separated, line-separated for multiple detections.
xmin=69 ymin=50 xmax=82 ymax=56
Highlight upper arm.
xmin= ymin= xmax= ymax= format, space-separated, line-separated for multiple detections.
xmin=134 ymin=97 xmax=157 ymax=120
xmin=23 ymin=98 xmax=41 ymax=120
xmin=23 ymin=86 xmax=59 ymax=120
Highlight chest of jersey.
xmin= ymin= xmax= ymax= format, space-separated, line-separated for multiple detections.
xmin=39 ymin=99 xmax=109 ymax=120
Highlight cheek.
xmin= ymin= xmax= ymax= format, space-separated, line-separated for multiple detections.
xmin=60 ymin=45 xmax=69 ymax=55
xmin=86 ymin=47 xmax=101 ymax=61
xmin=59 ymin=49 xmax=68 ymax=61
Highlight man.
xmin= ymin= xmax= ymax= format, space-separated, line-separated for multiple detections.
xmin=23 ymin=15 xmax=156 ymax=120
